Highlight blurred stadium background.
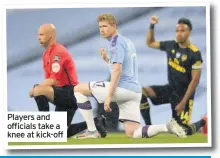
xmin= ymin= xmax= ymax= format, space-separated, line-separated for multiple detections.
xmin=7 ymin=7 xmax=207 ymax=131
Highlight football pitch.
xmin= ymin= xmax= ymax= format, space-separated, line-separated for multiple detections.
xmin=8 ymin=133 xmax=207 ymax=146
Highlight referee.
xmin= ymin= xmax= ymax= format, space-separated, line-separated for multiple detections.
xmin=29 ymin=24 xmax=107 ymax=137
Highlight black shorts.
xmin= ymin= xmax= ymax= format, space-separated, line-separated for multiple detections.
xmin=148 ymin=84 xmax=194 ymax=125
xmin=52 ymin=85 xmax=78 ymax=111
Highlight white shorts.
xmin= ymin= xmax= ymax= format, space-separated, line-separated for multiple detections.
xmin=89 ymin=81 xmax=141 ymax=123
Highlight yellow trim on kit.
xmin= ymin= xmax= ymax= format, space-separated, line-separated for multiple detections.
xmin=188 ymin=43 xmax=199 ymax=52
xmin=140 ymin=102 xmax=149 ymax=110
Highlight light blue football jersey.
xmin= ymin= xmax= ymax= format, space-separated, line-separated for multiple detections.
xmin=107 ymin=34 xmax=141 ymax=93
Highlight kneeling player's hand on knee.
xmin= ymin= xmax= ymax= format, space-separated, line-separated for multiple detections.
xmin=29 ymin=88 xmax=34 ymax=98
xmin=104 ymin=97 xmax=112 ymax=112
xmin=175 ymin=102 xmax=185 ymax=116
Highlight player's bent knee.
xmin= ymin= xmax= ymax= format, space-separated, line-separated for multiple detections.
xmin=33 ymin=86 xmax=53 ymax=97
xmin=33 ymin=86 xmax=45 ymax=96
xmin=74 ymin=92 xmax=89 ymax=103
xmin=142 ymin=87 xmax=148 ymax=97
xmin=74 ymin=84 xmax=82 ymax=92
xmin=124 ymin=122 xmax=140 ymax=138
xmin=145 ymin=87 xmax=156 ymax=98
xmin=33 ymin=84 xmax=39 ymax=88
xmin=74 ymin=83 xmax=92 ymax=96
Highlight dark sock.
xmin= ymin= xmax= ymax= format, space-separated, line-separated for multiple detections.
xmin=141 ymin=108 xmax=151 ymax=125
xmin=67 ymin=122 xmax=87 ymax=137
xmin=34 ymin=95 xmax=49 ymax=111
xmin=67 ymin=116 xmax=100 ymax=137
xmin=94 ymin=117 xmax=99 ymax=123
xmin=140 ymin=94 xmax=151 ymax=125
xmin=186 ymin=119 xmax=206 ymax=135
xmin=67 ymin=109 xmax=77 ymax=127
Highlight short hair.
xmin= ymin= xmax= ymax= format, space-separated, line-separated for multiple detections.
xmin=97 ymin=13 xmax=118 ymax=25
xmin=177 ymin=18 xmax=192 ymax=31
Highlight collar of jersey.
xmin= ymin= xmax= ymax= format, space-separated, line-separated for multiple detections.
xmin=45 ymin=42 xmax=57 ymax=55
xmin=109 ymin=33 xmax=119 ymax=43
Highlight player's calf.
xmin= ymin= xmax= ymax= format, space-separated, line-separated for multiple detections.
xmin=133 ymin=119 xmax=186 ymax=138
xmin=75 ymin=92 xmax=98 ymax=133
xmin=140 ymin=88 xmax=151 ymax=125
xmin=140 ymin=87 xmax=158 ymax=125
xmin=32 ymin=84 xmax=50 ymax=111
xmin=133 ymin=124 xmax=169 ymax=138
xmin=123 ymin=121 xmax=141 ymax=138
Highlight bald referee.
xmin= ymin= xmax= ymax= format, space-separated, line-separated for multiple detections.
xmin=29 ymin=24 xmax=107 ymax=138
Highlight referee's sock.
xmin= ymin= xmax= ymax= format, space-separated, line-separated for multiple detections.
xmin=67 ymin=108 xmax=77 ymax=127
xmin=140 ymin=90 xmax=152 ymax=125
xmin=67 ymin=122 xmax=87 ymax=137
xmin=34 ymin=95 xmax=49 ymax=111
xmin=186 ymin=119 xmax=206 ymax=135
xmin=33 ymin=84 xmax=49 ymax=111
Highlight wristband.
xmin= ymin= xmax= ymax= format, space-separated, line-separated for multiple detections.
xmin=150 ymin=24 xmax=155 ymax=29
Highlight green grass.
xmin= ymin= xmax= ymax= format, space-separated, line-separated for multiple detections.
xmin=8 ymin=133 xmax=207 ymax=146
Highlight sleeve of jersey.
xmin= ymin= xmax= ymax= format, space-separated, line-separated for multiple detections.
xmin=111 ymin=43 xmax=125 ymax=64
xmin=191 ymin=51 xmax=203 ymax=70
xmin=49 ymin=54 xmax=64 ymax=80
xmin=160 ymin=40 xmax=174 ymax=51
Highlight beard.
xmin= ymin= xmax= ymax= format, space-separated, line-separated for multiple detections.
xmin=176 ymin=38 xmax=186 ymax=43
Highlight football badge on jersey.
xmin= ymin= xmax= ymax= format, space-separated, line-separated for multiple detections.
xmin=54 ymin=55 xmax=60 ymax=62
xmin=52 ymin=63 xmax=60 ymax=73
xmin=171 ymin=49 xmax=175 ymax=54
xmin=176 ymin=52 xmax=181 ymax=58
xmin=181 ymin=54 xmax=188 ymax=62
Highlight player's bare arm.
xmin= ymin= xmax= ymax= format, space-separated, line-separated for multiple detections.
xmin=100 ymin=48 xmax=109 ymax=63
xmin=175 ymin=69 xmax=202 ymax=115
xmin=146 ymin=16 xmax=160 ymax=49
xmin=104 ymin=63 xmax=122 ymax=112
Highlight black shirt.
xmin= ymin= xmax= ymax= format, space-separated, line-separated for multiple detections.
xmin=160 ymin=40 xmax=203 ymax=96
